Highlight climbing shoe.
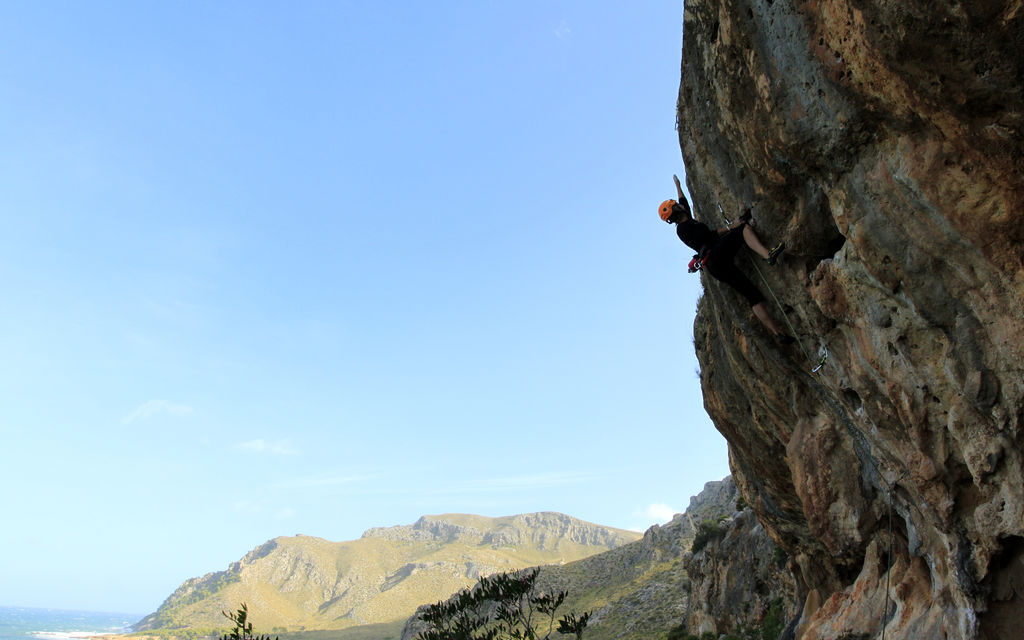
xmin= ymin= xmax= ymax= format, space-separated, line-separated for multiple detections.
xmin=767 ymin=242 xmax=785 ymax=266
xmin=775 ymin=332 xmax=796 ymax=345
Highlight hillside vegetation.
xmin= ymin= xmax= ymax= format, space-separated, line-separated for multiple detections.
xmin=133 ymin=512 xmax=639 ymax=634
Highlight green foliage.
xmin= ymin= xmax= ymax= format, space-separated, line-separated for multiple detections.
xmin=182 ymin=574 xmax=241 ymax=608
xmin=127 ymin=630 xmax=219 ymax=640
xmin=735 ymin=494 xmax=747 ymax=511
xmin=690 ymin=519 xmax=726 ymax=553
xmin=771 ymin=545 xmax=787 ymax=567
xmin=416 ymin=568 xmax=589 ymax=640
xmin=759 ymin=599 xmax=784 ymax=640
xmin=221 ymin=604 xmax=278 ymax=640
xmin=270 ymin=623 xmax=404 ymax=640
xmin=659 ymin=598 xmax=785 ymax=640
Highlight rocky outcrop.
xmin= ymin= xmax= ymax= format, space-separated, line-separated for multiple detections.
xmin=552 ymin=480 xmax=740 ymax=640
xmin=676 ymin=1 xmax=1023 ymax=639
xmin=684 ymin=509 xmax=797 ymax=638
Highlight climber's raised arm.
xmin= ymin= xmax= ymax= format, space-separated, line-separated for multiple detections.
xmin=670 ymin=175 xmax=692 ymax=220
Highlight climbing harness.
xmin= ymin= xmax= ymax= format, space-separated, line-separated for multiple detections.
xmin=688 ymin=248 xmax=709 ymax=273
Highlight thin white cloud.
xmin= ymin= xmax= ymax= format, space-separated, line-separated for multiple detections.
xmin=275 ymin=473 xmax=381 ymax=489
xmin=273 ymin=470 xmax=594 ymax=498
xmin=121 ymin=399 xmax=194 ymax=424
xmin=473 ymin=471 xmax=596 ymax=492
xmin=231 ymin=501 xmax=295 ymax=519
xmin=232 ymin=500 xmax=262 ymax=514
xmin=237 ymin=438 xmax=300 ymax=456
xmin=392 ymin=471 xmax=599 ymax=497
xmin=639 ymin=503 xmax=680 ymax=524
xmin=621 ymin=504 xmax=682 ymax=533
xmin=554 ymin=21 xmax=571 ymax=39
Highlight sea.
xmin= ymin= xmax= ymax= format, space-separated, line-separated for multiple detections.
xmin=0 ymin=607 xmax=140 ymax=640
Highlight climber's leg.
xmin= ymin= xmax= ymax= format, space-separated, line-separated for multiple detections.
xmin=742 ymin=224 xmax=786 ymax=265
xmin=752 ymin=302 xmax=782 ymax=333
xmin=742 ymin=224 xmax=771 ymax=260
xmin=753 ymin=302 xmax=795 ymax=344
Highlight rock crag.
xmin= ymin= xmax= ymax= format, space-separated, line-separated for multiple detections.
xmin=676 ymin=1 xmax=1023 ymax=639
xmin=684 ymin=507 xmax=797 ymax=638
xmin=363 ymin=512 xmax=629 ymax=550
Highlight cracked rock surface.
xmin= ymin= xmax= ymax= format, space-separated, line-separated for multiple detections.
xmin=676 ymin=1 xmax=1023 ymax=638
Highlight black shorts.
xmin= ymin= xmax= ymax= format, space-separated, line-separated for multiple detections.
xmin=706 ymin=227 xmax=765 ymax=306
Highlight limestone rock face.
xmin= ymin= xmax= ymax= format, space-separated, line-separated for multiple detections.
xmin=676 ymin=1 xmax=1023 ymax=639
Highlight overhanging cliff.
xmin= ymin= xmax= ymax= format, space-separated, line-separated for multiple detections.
xmin=676 ymin=1 xmax=1023 ymax=639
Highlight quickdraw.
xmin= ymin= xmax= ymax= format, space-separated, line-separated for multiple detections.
xmin=812 ymin=347 xmax=828 ymax=373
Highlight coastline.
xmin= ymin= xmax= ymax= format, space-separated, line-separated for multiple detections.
xmin=0 ymin=607 xmax=141 ymax=640
xmin=21 ymin=631 xmax=145 ymax=640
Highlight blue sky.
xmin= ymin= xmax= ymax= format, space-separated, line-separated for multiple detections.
xmin=0 ymin=1 xmax=727 ymax=615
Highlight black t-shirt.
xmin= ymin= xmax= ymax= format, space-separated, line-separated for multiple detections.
xmin=676 ymin=219 xmax=718 ymax=253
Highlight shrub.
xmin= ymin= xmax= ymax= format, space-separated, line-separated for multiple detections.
xmin=691 ymin=519 xmax=725 ymax=553
xmin=735 ymin=494 xmax=747 ymax=511
xmin=760 ymin=599 xmax=785 ymax=640
xmin=416 ymin=568 xmax=589 ymax=640
xmin=771 ymin=545 xmax=787 ymax=567
xmin=220 ymin=604 xmax=277 ymax=640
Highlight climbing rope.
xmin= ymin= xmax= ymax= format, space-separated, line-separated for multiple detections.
xmin=881 ymin=488 xmax=895 ymax=640
xmin=750 ymin=258 xmax=816 ymax=366
xmin=710 ymin=201 xmax=910 ymax=637
xmin=714 ymin=203 xmax=825 ymax=373
xmin=880 ymin=468 xmax=913 ymax=640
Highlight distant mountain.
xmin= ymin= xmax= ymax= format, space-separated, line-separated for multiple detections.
xmin=133 ymin=512 xmax=640 ymax=634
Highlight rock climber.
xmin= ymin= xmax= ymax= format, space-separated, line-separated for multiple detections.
xmin=660 ymin=174 xmax=794 ymax=344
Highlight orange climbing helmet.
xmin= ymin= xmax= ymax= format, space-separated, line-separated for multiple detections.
xmin=659 ymin=199 xmax=677 ymax=222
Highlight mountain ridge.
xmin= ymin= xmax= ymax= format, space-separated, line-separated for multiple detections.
xmin=133 ymin=512 xmax=640 ymax=634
